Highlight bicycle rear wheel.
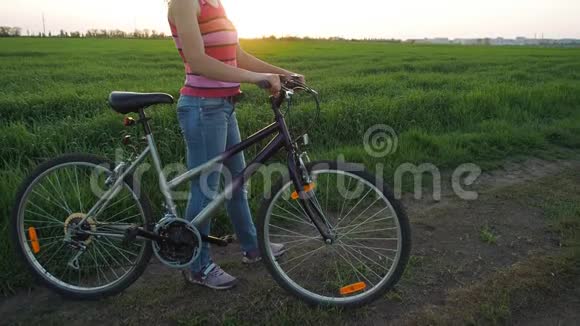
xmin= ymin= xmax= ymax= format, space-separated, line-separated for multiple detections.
xmin=11 ymin=154 xmax=153 ymax=299
xmin=258 ymin=161 xmax=411 ymax=307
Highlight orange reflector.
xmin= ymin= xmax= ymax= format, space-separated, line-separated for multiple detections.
xmin=28 ymin=227 xmax=40 ymax=254
xmin=291 ymin=183 xmax=316 ymax=200
xmin=339 ymin=282 xmax=366 ymax=295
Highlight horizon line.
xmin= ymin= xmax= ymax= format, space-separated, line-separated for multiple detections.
xmin=3 ymin=27 xmax=580 ymax=41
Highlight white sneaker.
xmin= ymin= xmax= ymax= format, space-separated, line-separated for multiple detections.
xmin=182 ymin=263 xmax=237 ymax=290
xmin=242 ymin=243 xmax=286 ymax=264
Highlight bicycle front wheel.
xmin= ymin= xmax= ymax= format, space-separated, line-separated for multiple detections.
xmin=11 ymin=154 xmax=153 ymax=299
xmin=258 ymin=161 xmax=411 ymax=307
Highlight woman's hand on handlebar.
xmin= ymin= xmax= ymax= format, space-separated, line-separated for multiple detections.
xmin=287 ymin=73 xmax=305 ymax=85
xmin=254 ymin=72 xmax=308 ymax=96
xmin=254 ymin=73 xmax=282 ymax=96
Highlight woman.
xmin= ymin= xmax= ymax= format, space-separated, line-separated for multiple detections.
xmin=168 ymin=0 xmax=305 ymax=290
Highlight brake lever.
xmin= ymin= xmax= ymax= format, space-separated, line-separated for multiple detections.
xmin=283 ymin=79 xmax=305 ymax=90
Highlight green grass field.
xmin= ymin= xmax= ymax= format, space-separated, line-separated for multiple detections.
xmin=1 ymin=38 xmax=580 ymax=293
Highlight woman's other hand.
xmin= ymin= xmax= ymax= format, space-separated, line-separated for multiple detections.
xmin=290 ymin=73 xmax=306 ymax=85
xmin=255 ymin=73 xmax=282 ymax=96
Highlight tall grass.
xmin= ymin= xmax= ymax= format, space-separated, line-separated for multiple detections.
xmin=1 ymin=38 xmax=580 ymax=293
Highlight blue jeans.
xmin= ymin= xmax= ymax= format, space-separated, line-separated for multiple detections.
xmin=176 ymin=95 xmax=258 ymax=273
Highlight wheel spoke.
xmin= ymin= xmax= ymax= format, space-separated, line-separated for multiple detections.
xmin=108 ymin=213 xmax=142 ymax=225
xmin=338 ymin=196 xmax=382 ymax=231
xmin=31 ymin=188 xmax=70 ymax=215
xmin=269 ymin=223 xmax=314 ymax=238
xmin=30 ymin=224 xmax=63 ymax=230
xmin=42 ymin=242 xmax=67 ymax=266
xmin=46 ymin=173 xmax=73 ymax=214
xmin=34 ymin=239 xmax=63 ymax=260
xmin=67 ymin=166 xmax=84 ymax=213
xmin=93 ymin=243 xmax=120 ymax=280
xmin=340 ymin=207 xmax=391 ymax=238
xmin=87 ymin=246 xmax=103 ymax=284
xmin=269 ymin=233 xmax=318 ymax=240
xmin=271 ymin=212 xmax=315 ymax=228
xmin=34 ymin=235 xmax=65 ymax=242
xmin=274 ymin=204 xmax=314 ymax=227
xmin=335 ymin=216 xmax=393 ymax=231
xmin=100 ymin=202 xmax=137 ymax=223
xmin=324 ymin=174 xmax=330 ymax=217
xmin=283 ymin=194 xmax=313 ymax=224
xmin=341 ymin=237 xmax=398 ymax=241
xmin=280 ymin=244 xmax=327 ymax=275
xmin=341 ymin=241 xmax=395 ymax=267
xmin=331 ymin=245 xmax=375 ymax=287
xmin=335 ymin=187 xmax=373 ymax=228
xmin=338 ymin=177 xmax=354 ymax=220
xmin=24 ymin=209 xmax=64 ymax=225
xmin=100 ymin=236 xmax=139 ymax=262
xmin=283 ymin=237 xmax=319 ymax=252
xmin=337 ymin=242 xmax=384 ymax=280
xmin=276 ymin=236 xmax=319 ymax=246
xmin=342 ymin=227 xmax=398 ymax=236
xmin=338 ymin=241 xmax=398 ymax=254
xmin=35 ymin=181 xmax=68 ymax=213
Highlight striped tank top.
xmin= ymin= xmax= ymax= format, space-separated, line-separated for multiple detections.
xmin=169 ymin=0 xmax=240 ymax=98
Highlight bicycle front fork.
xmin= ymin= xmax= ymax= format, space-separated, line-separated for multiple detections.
xmin=288 ymin=150 xmax=335 ymax=243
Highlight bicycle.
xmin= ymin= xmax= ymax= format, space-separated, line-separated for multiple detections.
xmin=11 ymin=78 xmax=411 ymax=307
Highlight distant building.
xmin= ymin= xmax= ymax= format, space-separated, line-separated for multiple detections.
xmin=406 ymin=36 xmax=580 ymax=47
xmin=430 ymin=38 xmax=451 ymax=44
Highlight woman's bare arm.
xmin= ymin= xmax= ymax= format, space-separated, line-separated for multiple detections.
xmin=237 ymin=45 xmax=305 ymax=83
xmin=237 ymin=45 xmax=291 ymax=75
xmin=168 ymin=0 xmax=281 ymax=92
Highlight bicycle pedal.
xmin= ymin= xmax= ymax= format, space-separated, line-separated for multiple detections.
xmin=202 ymin=234 xmax=232 ymax=247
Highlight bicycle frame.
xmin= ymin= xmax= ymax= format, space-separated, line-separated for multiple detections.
xmin=81 ymin=98 xmax=331 ymax=240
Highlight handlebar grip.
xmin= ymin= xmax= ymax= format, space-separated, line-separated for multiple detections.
xmin=257 ymin=80 xmax=272 ymax=89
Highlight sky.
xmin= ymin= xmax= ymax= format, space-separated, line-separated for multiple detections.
xmin=1 ymin=0 xmax=580 ymax=39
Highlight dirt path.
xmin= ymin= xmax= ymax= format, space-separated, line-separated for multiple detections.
xmin=1 ymin=158 xmax=580 ymax=325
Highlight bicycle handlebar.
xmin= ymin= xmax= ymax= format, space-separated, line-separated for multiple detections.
xmin=259 ymin=77 xmax=321 ymax=131
xmin=257 ymin=75 xmax=309 ymax=92
xmin=256 ymin=76 xmax=321 ymax=140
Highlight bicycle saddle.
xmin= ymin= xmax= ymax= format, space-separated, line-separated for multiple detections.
xmin=108 ymin=91 xmax=174 ymax=114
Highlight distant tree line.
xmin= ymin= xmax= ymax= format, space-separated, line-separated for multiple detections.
xmin=0 ymin=26 xmax=22 ymax=37
xmin=260 ymin=35 xmax=402 ymax=43
xmin=1 ymin=26 xmax=402 ymax=43
xmin=84 ymin=29 xmax=166 ymax=39
xmin=0 ymin=26 xmax=168 ymax=39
